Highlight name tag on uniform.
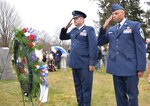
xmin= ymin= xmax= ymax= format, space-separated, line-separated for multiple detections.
xmin=123 ymin=27 xmax=132 ymax=34
xmin=80 ymin=30 xmax=87 ymax=36
xmin=108 ymin=32 xmax=113 ymax=34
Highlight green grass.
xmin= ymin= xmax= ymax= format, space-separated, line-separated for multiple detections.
xmin=0 ymin=66 xmax=150 ymax=106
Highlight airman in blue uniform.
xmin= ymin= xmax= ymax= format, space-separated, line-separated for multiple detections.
xmin=59 ymin=10 xmax=97 ymax=106
xmin=97 ymin=4 xmax=146 ymax=106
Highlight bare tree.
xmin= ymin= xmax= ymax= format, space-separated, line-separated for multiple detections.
xmin=37 ymin=28 xmax=71 ymax=52
xmin=52 ymin=28 xmax=71 ymax=49
xmin=51 ymin=28 xmax=62 ymax=46
xmin=0 ymin=0 xmax=21 ymax=47
xmin=37 ymin=30 xmax=52 ymax=52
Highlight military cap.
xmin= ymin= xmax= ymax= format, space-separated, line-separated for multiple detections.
xmin=72 ymin=10 xmax=87 ymax=19
xmin=111 ymin=4 xmax=124 ymax=12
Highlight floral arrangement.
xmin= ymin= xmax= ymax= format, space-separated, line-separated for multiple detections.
xmin=12 ymin=27 xmax=46 ymax=103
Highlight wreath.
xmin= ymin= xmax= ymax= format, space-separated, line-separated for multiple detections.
xmin=12 ymin=28 xmax=44 ymax=104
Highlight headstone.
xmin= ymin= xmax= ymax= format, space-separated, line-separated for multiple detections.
xmin=0 ymin=47 xmax=16 ymax=80
xmin=61 ymin=54 xmax=67 ymax=71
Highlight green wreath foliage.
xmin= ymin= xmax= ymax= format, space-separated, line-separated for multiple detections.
xmin=12 ymin=28 xmax=44 ymax=101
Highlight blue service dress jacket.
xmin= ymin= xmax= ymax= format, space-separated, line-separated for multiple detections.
xmin=97 ymin=19 xmax=146 ymax=76
xmin=60 ymin=25 xmax=98 ymax=69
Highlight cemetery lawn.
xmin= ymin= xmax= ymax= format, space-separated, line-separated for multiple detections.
xmin=0 ymin=67 xmax=150 ymax=106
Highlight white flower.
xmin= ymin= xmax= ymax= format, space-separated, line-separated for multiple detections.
xmin=24 ymin=32 xmax=30 ymax=37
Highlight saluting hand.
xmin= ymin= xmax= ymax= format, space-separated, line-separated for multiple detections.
xmin=103 ymin=15 xmax=112 ymax=29
xmin=64 ymin=18 xmax=73 ymax=29
xmin=89 ymin=66 xmax=95 ymax=71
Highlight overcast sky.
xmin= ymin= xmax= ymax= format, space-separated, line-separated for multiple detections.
xmin=5 ymin=0 xmax=149 ymax=36
xmin=5 ymin=0 xmax=99 ymax=36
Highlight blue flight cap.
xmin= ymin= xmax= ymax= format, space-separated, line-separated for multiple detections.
xmin=112 ymin=4 xmax=124 ymax=12
xmin=72 ymin=10 xmax=87 ymax=19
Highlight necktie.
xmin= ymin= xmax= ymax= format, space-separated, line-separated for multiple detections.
xmin=116 ymin=23 xmax=120 ymax=33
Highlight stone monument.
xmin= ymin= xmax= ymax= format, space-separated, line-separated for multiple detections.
xmin=0 ymin=47 xmax=16 ymax=80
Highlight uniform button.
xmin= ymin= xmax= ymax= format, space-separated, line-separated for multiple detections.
xmin=116 ymin=45 xmax=118 ymax=47
xmin=116 ymin=39 xmax=118 ymax=41
xmin=116 ymin=52 xmax=119 ymax=54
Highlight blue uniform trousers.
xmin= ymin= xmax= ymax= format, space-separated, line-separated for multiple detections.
xmin=113 ymin=75 xmax=139 ymax=106
xmin=56 ymin=61 xmax=61 ymax=69
xmin=72 ymin=68 xmax=93 ymax=106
